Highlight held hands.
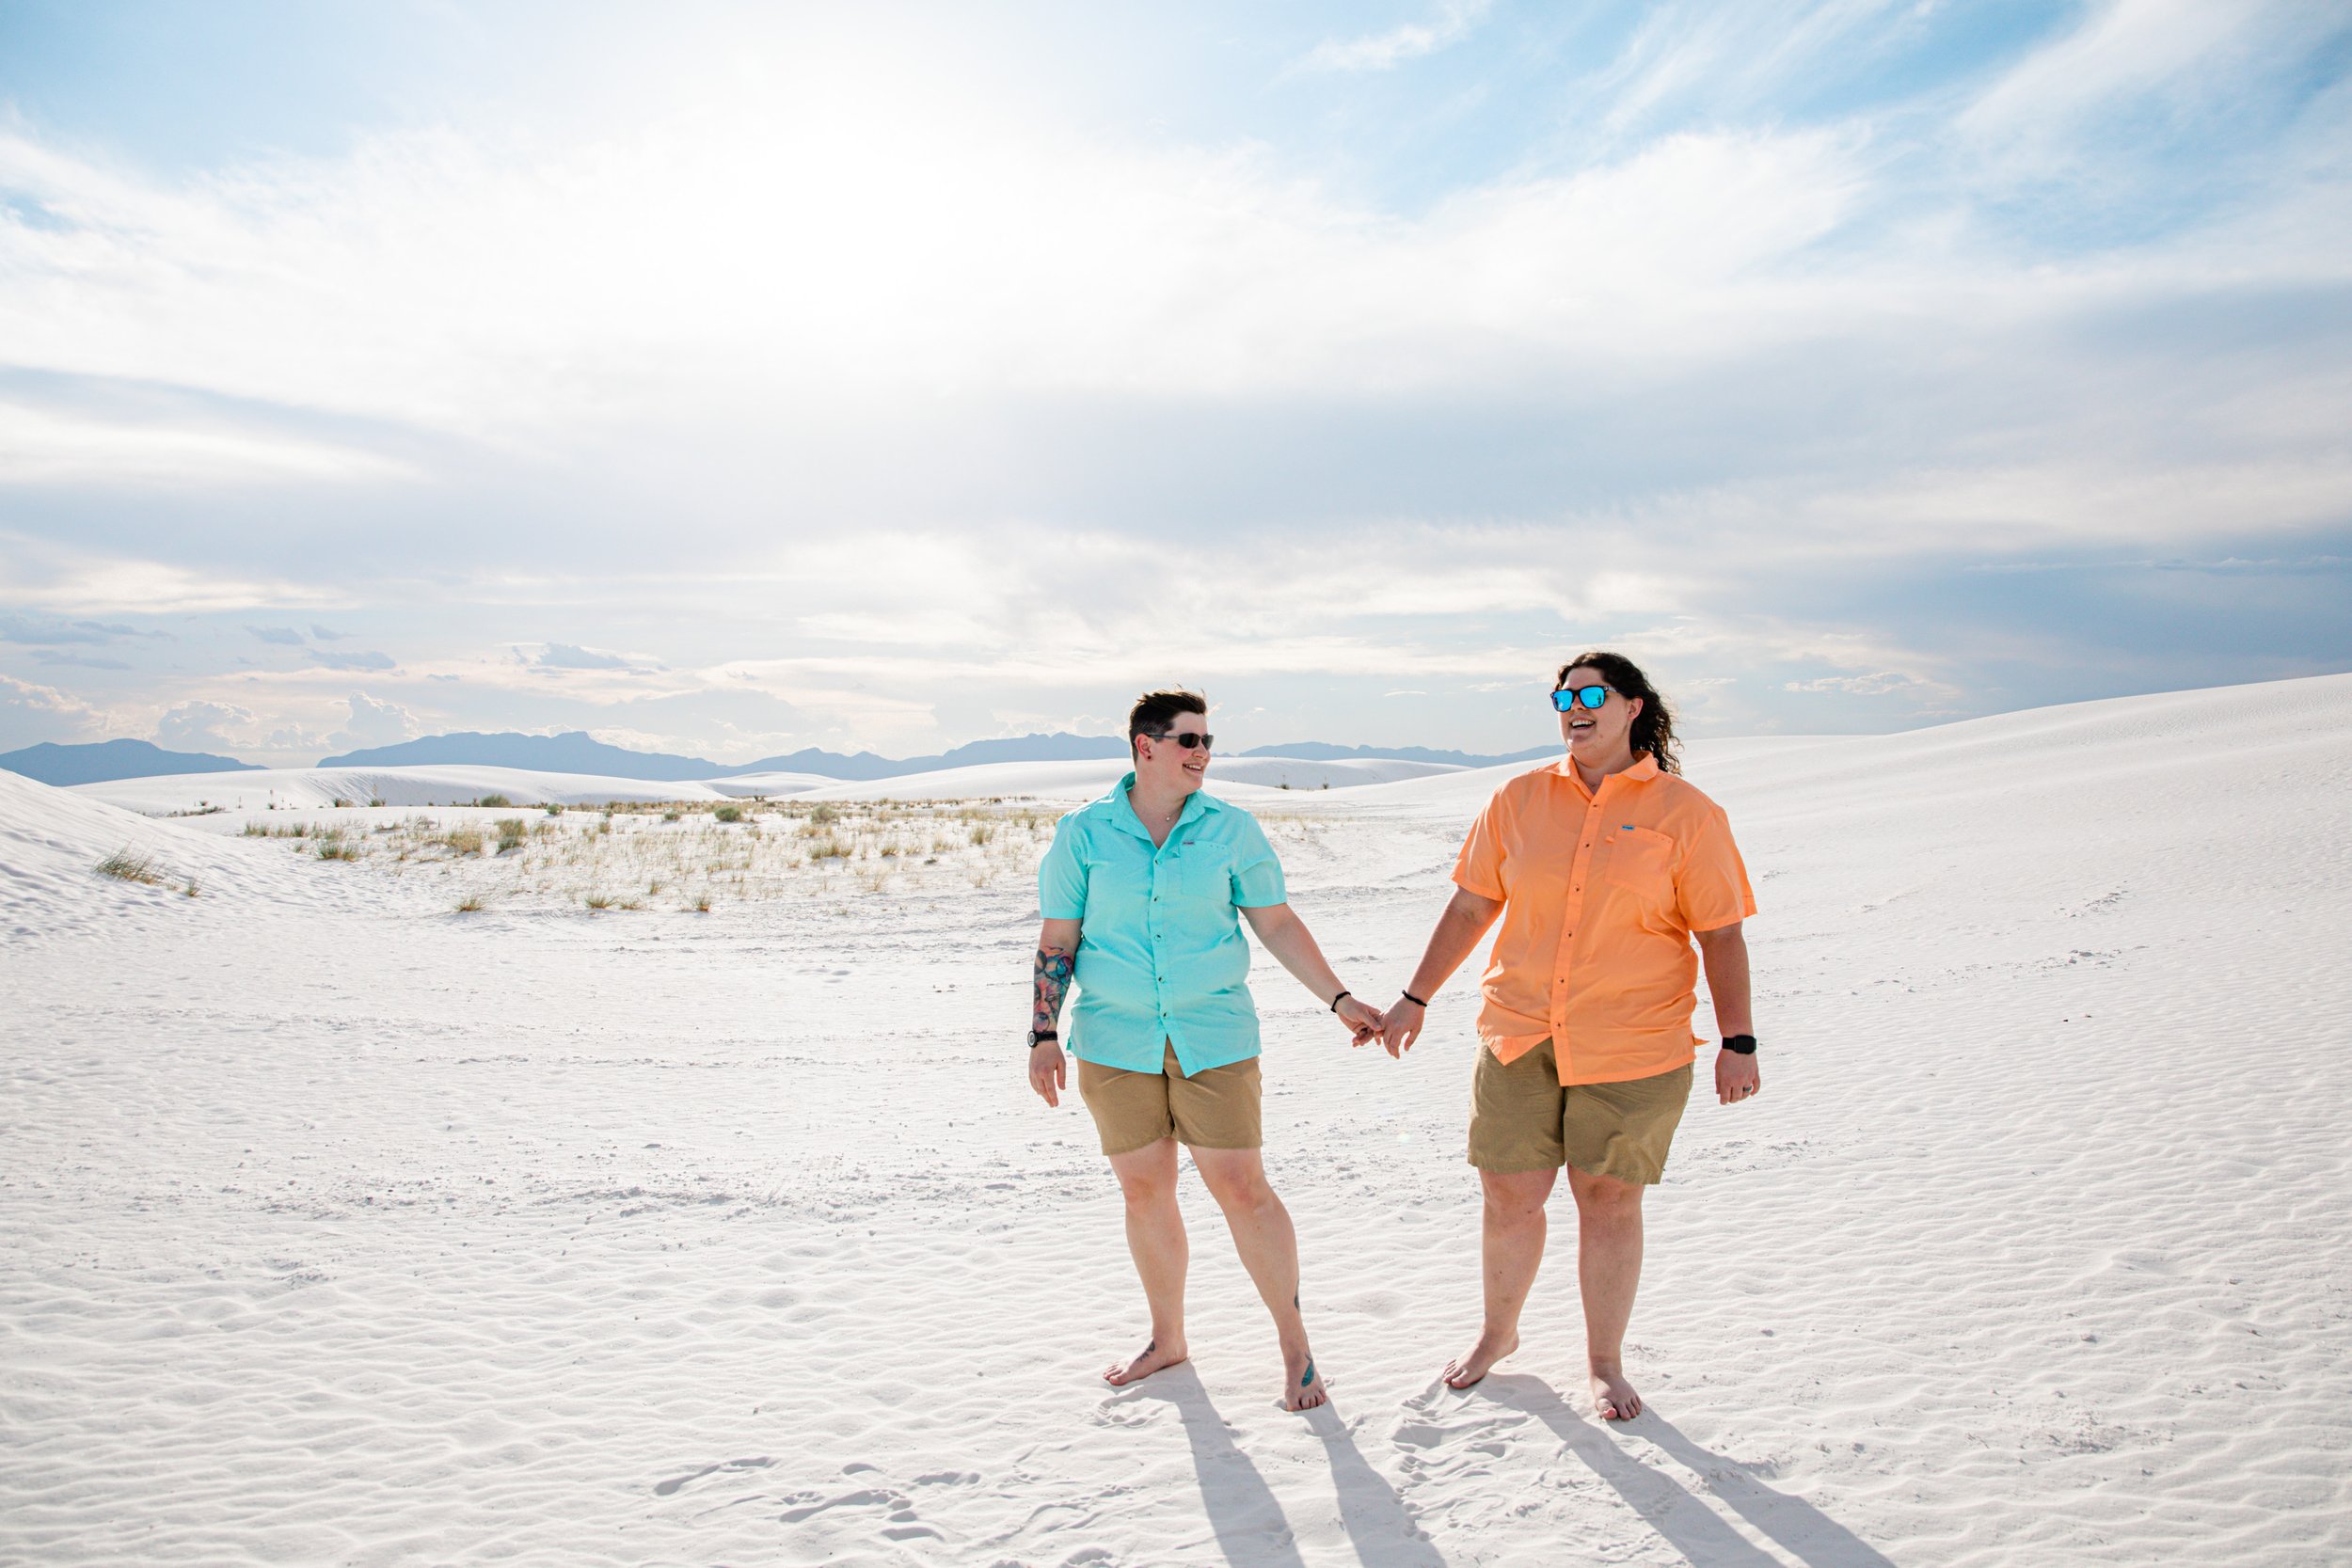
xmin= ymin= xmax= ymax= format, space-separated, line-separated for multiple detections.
xmin=1335 ymin=995 xmax=1387 ymax=1048
xmin=1714 ymin=1047 xmax=1760 ymax=1106
xmin=1028 ymin=1039 xmax=1068 ymax=1107
xmin=1376 ymin=995 xmax=1425 ymax=1059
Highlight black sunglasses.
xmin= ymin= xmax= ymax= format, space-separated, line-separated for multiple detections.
xmin=1145 ymin=730 xmax=1214 ymax=751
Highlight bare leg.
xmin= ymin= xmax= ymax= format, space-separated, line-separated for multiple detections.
xmin=1189 ymin=1146 xmax=1325 ymax=1411
xmin=1104 ymin=1137 xmax=1189 ymax=1386
xmin=1565 ymin=1164 xmax=1646 ymax=1419
xmin=1444 ymin=1167 xmax=1556 ymax=1387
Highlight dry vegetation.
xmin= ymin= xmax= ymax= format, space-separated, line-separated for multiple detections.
xmin=246 ymin=799 xmax=1078 ymax=914
xmin=95 ymin=847 xmax=161 ymax=884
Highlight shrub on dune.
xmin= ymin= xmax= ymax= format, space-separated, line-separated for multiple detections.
xmin=96 ymin=848 xmax=161 ymax=884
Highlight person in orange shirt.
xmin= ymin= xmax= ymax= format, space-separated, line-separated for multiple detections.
xmin=1378 ymin=650 xmax=1760 ymax=1420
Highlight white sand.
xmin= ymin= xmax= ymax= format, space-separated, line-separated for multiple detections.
xmin=5 ymin=675 xmax=2349 ymax=1565
xmin=72 ymin=764 xmax=748 ymax=814
xmin=74 ymin=754 xmax=1466 ymax=816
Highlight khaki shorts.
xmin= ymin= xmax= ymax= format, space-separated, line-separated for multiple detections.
xmin=1077 ymin=1043 xmax=1263 ymax=1157
xmin=1468 ymin=1040 xmax=1691 ymax=1183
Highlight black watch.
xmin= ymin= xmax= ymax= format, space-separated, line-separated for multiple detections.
xmin=1029 ymin=1029 xmax=1058 ymax=1048
xmin=1721 ymin=1035 xmax=1757 ymax=1055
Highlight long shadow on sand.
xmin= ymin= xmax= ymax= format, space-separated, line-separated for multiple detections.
xmin=1112 ymin=1369 xmax=1308 ymax=1568
xmin=1300 ymin=1402 xmax=1450 ymax=1568
xmin=1114 ymin=1370 xmax=1446 ymax=1568
xmin=1481 ymin=1374 xmax=1896 ymax=1568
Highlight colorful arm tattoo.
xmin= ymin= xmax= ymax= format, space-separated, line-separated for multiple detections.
xmin=1033 ymin=946 xmax=1074 ymax=1038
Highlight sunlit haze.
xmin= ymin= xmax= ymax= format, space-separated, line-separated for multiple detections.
xmin=4 ymin=1 xmax=2347 ymax=764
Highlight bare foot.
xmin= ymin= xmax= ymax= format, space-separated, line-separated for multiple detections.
xmin=1441 ymin=1329 xmax=1518 ymax=1389
xmin=1103 ymin=1337 xmax=1188 ymax=1387
xmin=1590 ymin=1365 xmax=1643 ymax=1420
xmin=1284 ymin=1346 xmax=1327 ymax=1412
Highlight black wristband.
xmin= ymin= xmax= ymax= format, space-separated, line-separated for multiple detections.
xmin=1328 ymin=990 xmax=1350 ymax=1013
xmin=1029 ymin=1029 xmax=1058 ymax=1047
xmin=1721 ymin=1034 xmax=1756 ymax=1055
xmin=1401 ymin=990 xmax=1429 ymax=1008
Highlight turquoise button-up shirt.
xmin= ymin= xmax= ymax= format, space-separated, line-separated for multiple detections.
xmin=1038 ymin=774 xmax=1289 ymax=1075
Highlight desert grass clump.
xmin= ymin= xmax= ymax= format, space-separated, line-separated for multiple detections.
xmin=441 ymin=827 xmax=484 ymax=856
xmin=494 ymin=818 xmax=527 ymax=853
xmin=316 ymin=840 xmax=359 ymax=862
xmin=454 ymin=895 xmax=484 ymax=913
xmin=970 ymin=823 xmax=994 ymax=847
xmin=543 ymin=802 xmax=562 ymax=816
xmin=713 ymin=803 xmax=744 ymax=823
xmin=476 ymin=794 xmax=513 ymax=809
xmin=808 ymin=802 xmax=839 ymax=827
xmin=95 ymin=847 xmax=161 ymax=884
xmin=242 ymin=822 xmax=269 ymax=837
xmin=661 ymin=809 xmax=681 ymax=823
xmin=585 ymin=893 xmax=613 ymax=911
xmin=806 ymin=834 xmax=851 ymax=861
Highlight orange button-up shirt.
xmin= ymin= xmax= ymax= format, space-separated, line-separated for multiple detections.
xmin=1452 ymin=754 xmax=1756 ymax=1085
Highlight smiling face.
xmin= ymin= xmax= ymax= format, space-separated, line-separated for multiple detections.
xmin=1134 ymin=709 xmax=1212 ymax=796
xmin=1558 ymin=665 xmax=1643 ymax=763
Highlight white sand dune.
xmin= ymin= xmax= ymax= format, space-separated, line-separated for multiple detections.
xmin=72 ymin=763 xmax=748 ymax=814
xmin=705 ymin=770 xmax=870 ymax=799
xmin=5 ymin=675 xmax=2350 ymax=1566
xmin=73 ymin=755 xmax=1463 ymax=817
xmin=783 ymin=755 xmax=1460 ymax=803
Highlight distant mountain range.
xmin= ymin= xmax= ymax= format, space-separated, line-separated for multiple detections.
xmin=0 ymin=738 xmax=263 ymax=786
xmin=6 ymin=730 xmax=1560 ymax=785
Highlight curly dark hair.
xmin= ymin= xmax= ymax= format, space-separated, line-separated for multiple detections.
xmin=1557 ymin=650 xmax=1680 ymax=775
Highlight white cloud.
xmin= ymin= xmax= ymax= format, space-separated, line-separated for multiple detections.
xmin=155 ymin=700 xmax=257 ymax=752
xmin=0 ymin=103 xmax=1871 ymax=439
xmin=532 ymin=642 xmax=651 ymax=671
xmin=1959 ymin=0 xmax=2315 ymax=148
xmin=307 ymin=648 xmax=397 ymax=673
xmin=0 ymin=672 xmax=106 ymax=746
xmin=0 ymin=540 xmax=348 ymax=615
xmin=0 ymin=399 xmax=406 ymax=487
xmin=329 ymin=692 xmax=421 ymax=749
xmin=1782 ymin=672 xmax=1936 ymax=695
xmin=1297 ymin=2 xmax=1489 ymax=74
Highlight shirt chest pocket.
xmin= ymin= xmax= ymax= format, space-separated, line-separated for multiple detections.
xmin=1171 ymin=844 xmax=1233 ymax=901
xmin=1601 ymin=826 xmax=1677 ymax=909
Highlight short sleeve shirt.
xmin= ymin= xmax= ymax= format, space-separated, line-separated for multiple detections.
xmin=1453 ymin=754 xmax=1756 ymax=1085
xmin=1037 ymin=773 xmax=1288 ymax=1075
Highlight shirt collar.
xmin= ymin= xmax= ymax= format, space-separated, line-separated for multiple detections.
xmin=1552 ymin=751 xmax=1661 ymax=800
xmin=1104 ymin=770 xmax=1217 ymax=840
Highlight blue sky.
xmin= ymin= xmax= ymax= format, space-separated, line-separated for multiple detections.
xmin=2 ymin=0 xmax=2347 ymax=765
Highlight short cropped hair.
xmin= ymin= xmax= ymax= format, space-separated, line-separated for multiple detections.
xmin=1128 ymin=689 xmax=1208 ymax=757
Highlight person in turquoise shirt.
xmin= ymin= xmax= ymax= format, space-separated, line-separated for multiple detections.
xmin=1028 ymin=689 xmax=1387 ymax=1413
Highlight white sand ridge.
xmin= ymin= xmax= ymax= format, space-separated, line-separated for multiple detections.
xmin=72 ymin=752 xmax=1465 ymax=817
xmin=4 ymin=674 xmax=2349 ymax=1565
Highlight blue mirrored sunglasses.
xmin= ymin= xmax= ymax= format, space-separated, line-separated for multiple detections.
xmin=1550 ymin=685 xmax=1613 ymax=712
